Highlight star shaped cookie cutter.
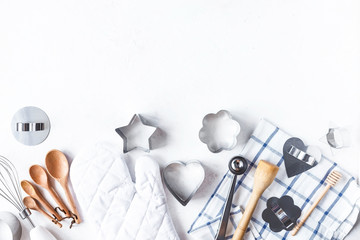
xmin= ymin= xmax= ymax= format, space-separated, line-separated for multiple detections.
xmin=115 ymin=114 xmax=158 ymax=153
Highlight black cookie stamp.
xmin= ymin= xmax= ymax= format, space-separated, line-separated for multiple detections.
xmin=262 ymin=195 xmax=301 ymax=232
xmin=283 ymin=137 xmax=321 ymax=177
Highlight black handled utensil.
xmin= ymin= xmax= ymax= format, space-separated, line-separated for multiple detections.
xmin=215 ymin=156 xmax=248 ymax=240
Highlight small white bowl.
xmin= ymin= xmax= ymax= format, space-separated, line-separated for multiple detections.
xmin=0 ymin=220 xmax=13 ymax=240
xmin=0 ymin=212 xmax=21 ymax=240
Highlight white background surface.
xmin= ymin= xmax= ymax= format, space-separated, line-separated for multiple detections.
xmin=0 ymin=0 xmax=359 ymax=239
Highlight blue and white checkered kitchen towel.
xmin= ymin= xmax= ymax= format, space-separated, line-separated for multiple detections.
xmin=188 ymin=119 xmax=360 ymax=240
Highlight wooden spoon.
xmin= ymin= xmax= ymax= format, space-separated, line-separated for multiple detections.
xmin=232 ymin=160 xmax=279 ymax=240
xmin=21 ymin=180 xmax=62 ymax=221
xmin=45 ymin=150 xmax=81 ymax=224
xmin=23 ymin=196 xmax=62 ymax=228
xmin=29 ymin=165 xmax=71 ymax=218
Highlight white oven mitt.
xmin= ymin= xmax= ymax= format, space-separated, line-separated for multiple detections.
xmin=70 ymin=142 xmax=179 ymax=240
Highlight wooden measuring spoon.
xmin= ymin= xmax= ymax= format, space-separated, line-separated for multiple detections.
xmin=21 ymin=180 xmax=62 ymax=221
xmin=29 ymin=165 xmax=71 ymax=218
xmin=23 ymin=196 xmax=62 ymax=228
xmin=45 ymin=150 xmax=81 ymax=224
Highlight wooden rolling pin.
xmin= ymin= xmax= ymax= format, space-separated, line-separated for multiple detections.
xmin=292 ymin=170 xmax=342 ymax=236
xmin=232 ymin=160 xmax=279 ymax=240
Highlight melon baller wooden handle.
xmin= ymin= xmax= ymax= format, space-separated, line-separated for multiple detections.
xmin=232 ymin=160 xmax=279 ymax=240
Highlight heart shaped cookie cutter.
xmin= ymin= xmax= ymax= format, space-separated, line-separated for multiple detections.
xmin=163 ymin=161 xmax=205 ymax=206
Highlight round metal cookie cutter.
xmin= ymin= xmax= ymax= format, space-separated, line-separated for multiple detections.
xmin=11 ymin=106 xmax=51 ymax=146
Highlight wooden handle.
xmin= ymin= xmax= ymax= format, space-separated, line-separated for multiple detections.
xmin=63 ymin=183 xmax=81 ymax=224
xmin=292 ymin=185 xmax=331 ymax=236
xmin=48 ymin=187 xmax=72 ymax=218
xmin=35 ymin=193 xmax=62 ymax=221
xmin=232 ymin=193 xmax=261 ymax=240
xmin=35 ymin=207 xmax=63 ymax=228
xmin=232 ymin=160 xmax=279 ymax=240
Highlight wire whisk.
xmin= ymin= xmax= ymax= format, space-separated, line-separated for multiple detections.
xmin=0 ymin=155 xmax=35 ymax=228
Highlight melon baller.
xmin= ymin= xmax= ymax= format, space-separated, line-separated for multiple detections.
xmin=215 ymin=156 xmax=248 ymax=240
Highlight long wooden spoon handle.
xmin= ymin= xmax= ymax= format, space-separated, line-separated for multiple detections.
xmin=48 ymin=187 xmax=71 ymax=218
xmin=292 ymin=185 xmax=331 ymax=235
xmin=35 ymin=207 xmax=63 ymax=228
xmin=63 ymin=184 xmax=81 ymax=224
xmin=35 ymin=194 xmax=62 ymax=221
xmin=232 ymin=193 xmax=260 ymax=240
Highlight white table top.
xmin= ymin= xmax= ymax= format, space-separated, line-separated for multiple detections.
xmin=0 ymin=0 xmax=359 ymax=239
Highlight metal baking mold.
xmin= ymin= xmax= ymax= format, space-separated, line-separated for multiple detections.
xmin=326 ymin=128 xmax=351 ymax=149
xmin=115 ymin=114 xmax=158 ymax=153
xmin=163 ymin=160 xmax=205 ymax=206
xmin=199 ymin=110 xmax=241 ymax=153
xmin=11 ymin=106 xmax=51 ymax=146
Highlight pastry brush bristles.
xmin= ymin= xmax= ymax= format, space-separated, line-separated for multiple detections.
xmin=325 ymin=171 xmax=341 ymax=187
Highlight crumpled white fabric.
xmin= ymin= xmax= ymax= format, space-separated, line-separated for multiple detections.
xmin=70 ymin=142 xmax=179 ymax=240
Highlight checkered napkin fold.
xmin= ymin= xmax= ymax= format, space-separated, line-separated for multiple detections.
xmin=188 ymin=119 xmax=360 ymax=240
